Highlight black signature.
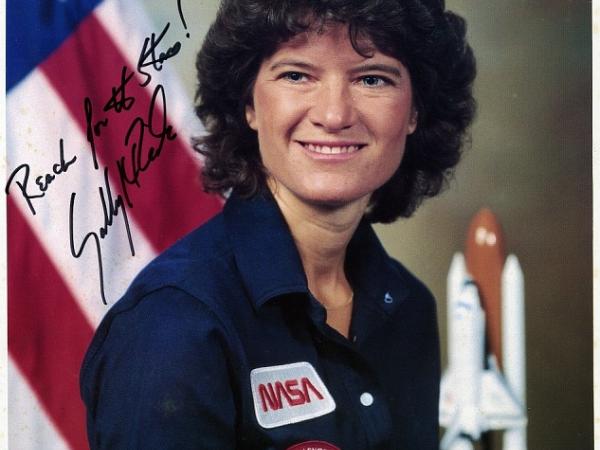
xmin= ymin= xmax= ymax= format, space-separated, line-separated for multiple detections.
xmin=105 ymin=65 xmax=136 ymax=113
xmin=5 ymin=139 xmax=77 ymax=215
xmin=117 ymin=83 xmax=177 ymax=208
xmin=69 ymin=167 xmax=134 ymax=305
xmin=137 ymin=22 xmax=182 ymax=87
xmin=85 ymin=96 xmax=109 ymax=171
xmin=71 ymin=80 xmax=176 ymax=303
xmin=84 ymin=65 xmax=136 ymax=171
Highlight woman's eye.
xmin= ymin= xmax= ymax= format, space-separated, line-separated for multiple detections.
xmin=282 ymin=72 xmax=307 ymax=82
xmin=360 ymin=75 xmax=391 ymax=87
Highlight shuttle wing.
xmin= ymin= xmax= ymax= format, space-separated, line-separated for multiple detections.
xmin=480 ymin=359 xmax=526 ymax=429
xmin=440 ymin=361 xmax=526 ymax=441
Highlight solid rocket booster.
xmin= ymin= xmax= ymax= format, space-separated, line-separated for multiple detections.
xmin=502 ymin=255 xmax=526 ymax=405
xmin=502 ymin=255 xmax=527 ymax=450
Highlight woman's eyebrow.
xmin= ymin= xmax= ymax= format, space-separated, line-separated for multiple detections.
xmin=349 ymin=64 xmax=402 ymax=78
xmin=269 ymin=60 xmax=316 ymax=71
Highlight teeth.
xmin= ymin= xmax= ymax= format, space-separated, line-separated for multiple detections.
xmin=305 ymin=143 xmax=361 ymax=154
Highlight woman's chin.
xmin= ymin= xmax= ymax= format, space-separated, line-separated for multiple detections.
xmin=299 ymin=188 xmax=372 ymax=212
xmin=267 ymin=177 xmax=373 ymax=213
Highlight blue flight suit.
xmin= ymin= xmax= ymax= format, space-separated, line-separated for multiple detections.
xmin=81 ymin=192 xmax=440 ymax=450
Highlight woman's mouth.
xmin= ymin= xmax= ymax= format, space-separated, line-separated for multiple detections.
xmin=300 ymin=142 xmax=365 ymax=155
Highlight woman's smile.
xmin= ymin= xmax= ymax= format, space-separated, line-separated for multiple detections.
xmin=300 ymin=142 xmax=364 ymax=155
xmin=295 ymin=140 xmax=366 ymax=163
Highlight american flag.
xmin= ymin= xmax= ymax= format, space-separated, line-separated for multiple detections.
xmin=6 ymin=0 xmax=222 ymax=448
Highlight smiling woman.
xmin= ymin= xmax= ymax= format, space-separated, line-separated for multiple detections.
xmin=80 ymin=1 xmax=476 ymax=449
xmin=246 ymin=26 xmax=417 ymax=209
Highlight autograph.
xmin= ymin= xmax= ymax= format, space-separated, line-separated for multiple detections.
xmin=5 ymin=139 xmax=77 ymax=215
xmin=69 ymin=167 xmax=134 ymax=305
xmin=70 ymin=78 xmax=176 ymax=304
xmin=6 ymin=18 xmax=185 ymax=305
xmin=117 ymin=83 xmax=177 ymax=209
xmin=137 ymin=22 xmax=181 ymax=87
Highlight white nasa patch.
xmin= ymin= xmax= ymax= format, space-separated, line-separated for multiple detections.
xmin=250 ymin=362 xmax=336 ymax=429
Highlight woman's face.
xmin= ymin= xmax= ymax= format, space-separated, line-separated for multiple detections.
xmin=246 ymin=25 xmax=417 ymax=209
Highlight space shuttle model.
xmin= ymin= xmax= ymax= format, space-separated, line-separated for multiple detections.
xmin=439 ymin=209 xmax=527 ymax=450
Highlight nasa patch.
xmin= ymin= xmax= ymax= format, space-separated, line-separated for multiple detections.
xmin=250 ymin=362 xmax=336 ymax=429
xmin=286 ymin=440 xmax=341 ymax=450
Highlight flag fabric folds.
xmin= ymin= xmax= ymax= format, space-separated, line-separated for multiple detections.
xmin=6 ymin=1 xmax=222 ymax=448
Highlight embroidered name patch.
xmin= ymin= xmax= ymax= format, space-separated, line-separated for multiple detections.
xmin=287 ymin=440 xmax=341 ymax=450
xmin=250 ymin=362 xmax=336 ymax=429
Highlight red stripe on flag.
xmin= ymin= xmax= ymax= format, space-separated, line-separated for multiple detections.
xmin=40 ymin=12 xmax=222 ymax=253
xmin=8 ymin=198 xmax=94 ymax=450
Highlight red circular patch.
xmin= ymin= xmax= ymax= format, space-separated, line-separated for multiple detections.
xmin=287 ymin=441 xmax=340 ymax=450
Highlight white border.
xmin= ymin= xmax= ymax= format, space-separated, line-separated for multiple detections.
xmin=1 ymin=0 xmax=8 ymax=445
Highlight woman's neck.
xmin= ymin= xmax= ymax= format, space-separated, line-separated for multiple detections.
xmin=269 ymin=181 xmax=369 ymax=310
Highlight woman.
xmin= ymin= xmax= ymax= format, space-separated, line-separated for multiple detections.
xmin=81 ymin=1 xmax=475 ymax=449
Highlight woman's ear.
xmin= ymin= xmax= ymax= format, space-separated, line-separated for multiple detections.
xmin=408 ymin=107 xmax=418 ymax=134
xmin=245 ymin=104 xmax=258 ymax=130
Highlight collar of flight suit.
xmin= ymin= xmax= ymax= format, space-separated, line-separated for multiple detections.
xmin=223 ymin=191 xmax=410 ymax=315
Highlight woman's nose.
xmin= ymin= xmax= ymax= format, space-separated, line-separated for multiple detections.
xmin=308 ymin=82 xmax=356 ymax=132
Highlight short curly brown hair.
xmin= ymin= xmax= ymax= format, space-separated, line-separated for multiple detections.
xmin=194 ymin=0 xmax=476 ymax=223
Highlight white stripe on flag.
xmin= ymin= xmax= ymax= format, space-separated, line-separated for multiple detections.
xmin=8 ymin=359 xmax=70 ymax=450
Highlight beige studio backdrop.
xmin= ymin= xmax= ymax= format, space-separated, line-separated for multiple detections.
xmin=144 ymin=1 xmax=592 ymax=448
